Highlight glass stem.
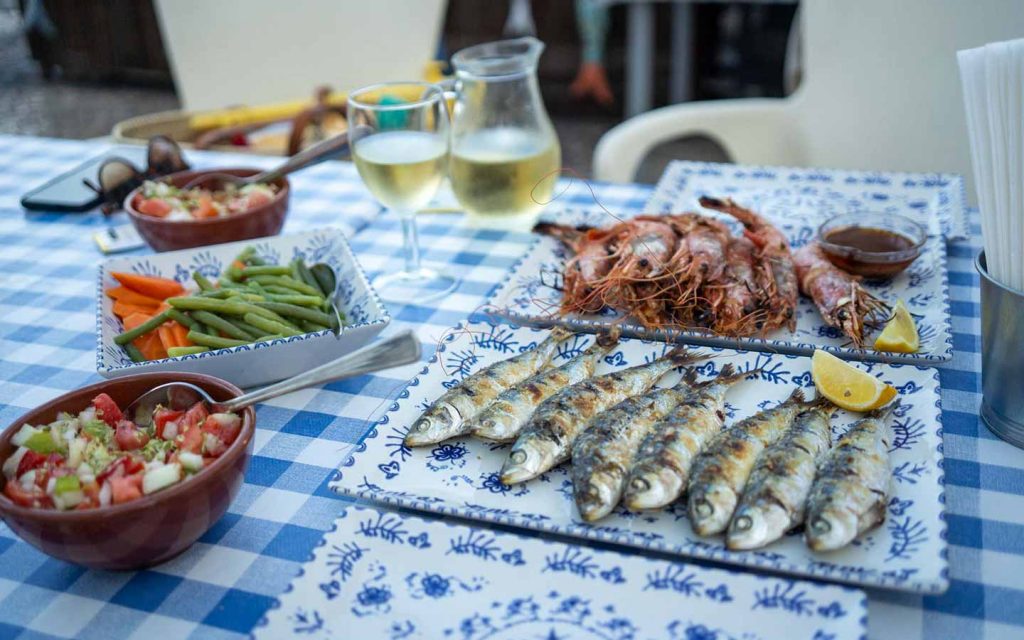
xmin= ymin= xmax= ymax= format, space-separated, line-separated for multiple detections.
xmin=399 ymin=212 xmax=422 ymax=276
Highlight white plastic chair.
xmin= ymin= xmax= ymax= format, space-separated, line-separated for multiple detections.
xmin=593 ymin=0 xmax=1024 ymax=203
xmin=153 ymin=0 xmax=448 ymax=111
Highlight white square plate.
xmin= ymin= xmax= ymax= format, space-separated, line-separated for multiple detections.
xmin=332 ymin=322 xmax=948 ymax=594
xmin=256 ymin=504 xmax=867 ymax=640
xmin=96 ymin=228 xmax=390 ymax=388
xmin=487 ymin=161 xmax=957 ymax=364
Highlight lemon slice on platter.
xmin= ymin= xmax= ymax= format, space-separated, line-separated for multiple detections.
xmin=811 ymin=349 xmax=897 ymax=412
xmin=874 ymin=299 xmax=920 ymax=353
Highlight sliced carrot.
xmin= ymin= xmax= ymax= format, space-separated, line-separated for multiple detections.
xmin=170 ymin=322 xmax=192 ymax=347
xmin=111 ymin=272 xmax=185 ymax=300
xmin=157 ymin=323 xmax=179 ymax=351
xmin=105 ymin=286 xmax=164 ymax=307
xmin=134 ymin=331 xmax=167 ymax=361
xmin=156 ymin=301 xmax=172 ymax=314
xmin=231 ymin=260 xmax=245 ymax=271
xmin=123 ymin=312 xmax=154 ymax=332
xmin=112 ymin=300 xmax=158 ymax=319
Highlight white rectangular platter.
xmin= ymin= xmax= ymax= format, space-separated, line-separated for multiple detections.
xmin=97 ymin=228 xmax=389 ymax=388
xmin=332 ymin=322 xmax=948 ymax=594
xmin=487 ymin=161 xmax=957 ymax=364
xmin=256 ymin=504 xmax=868 ymax=640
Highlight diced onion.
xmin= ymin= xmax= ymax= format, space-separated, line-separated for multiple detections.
xmin=2 ymin=447 xmax=27 ymax=478
xmin=11 ymin=425 xmax=38 ymax=447
xmin=142 ymin=463 xmax=182 ymax=495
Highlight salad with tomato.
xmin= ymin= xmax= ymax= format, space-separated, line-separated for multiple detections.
xmin=133 ymin=180 xmax=278 ymax=221
xmin=2 ymin=393 xmax=242 ymax=510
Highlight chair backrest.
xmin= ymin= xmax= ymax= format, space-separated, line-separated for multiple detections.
xmin=791 ymin=0 xmax=1024 ymax=197
xmin=154 ymin=0 xmax=448 ymax=111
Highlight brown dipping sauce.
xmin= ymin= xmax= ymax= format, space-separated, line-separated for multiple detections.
xmin=820 ymin=226 xmax=920 ymax=279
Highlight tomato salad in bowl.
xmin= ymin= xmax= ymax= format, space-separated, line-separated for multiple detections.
xmin=3 ymin=392 xmax=242 ymax=510
xmin=133 ymin=180 xmax=279 ymax=221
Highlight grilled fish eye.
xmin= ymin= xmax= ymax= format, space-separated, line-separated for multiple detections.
xmin=509 ymin=450 xmax=528 ymax=464
xmin=411 ymin=418 xmax=431 ymax=433
xmin=630 ymin=476 xmax=650 ymax=492
xmin=811 ymin=517 xmax=831 ymax=533
xmin=733 ymin=515 xmax=753 ymax=531
xmin=693 ymin=497 xmax=714 ymax=518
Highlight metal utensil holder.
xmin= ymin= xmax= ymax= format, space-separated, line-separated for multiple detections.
xmin=977 ymin=251 xmax=1024 ymax=449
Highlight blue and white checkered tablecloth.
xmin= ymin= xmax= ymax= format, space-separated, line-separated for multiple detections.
xmin=0 ymin=134 xmax=1019 ymax=639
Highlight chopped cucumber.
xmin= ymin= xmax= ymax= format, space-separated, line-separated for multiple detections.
xmin=53 ymin=489 xmax=84 ymax=510
xmin=142 ymin=463 xmax=182 ymax=495
xmin=54 ymin=475 xmax=81 ymax=495
xmin=68 ymin=438 xmax=86 ymax=469
xmin=23 ymin=430 xmax=64 ymax=455
xmin=179 ymin=451 xmax=203 ymax=473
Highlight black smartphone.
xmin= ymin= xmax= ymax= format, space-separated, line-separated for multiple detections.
xmin=20 ymin=146 xmax=148 ymax=212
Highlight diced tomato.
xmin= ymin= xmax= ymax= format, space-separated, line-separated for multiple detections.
xmin=115 ymin=420 xmax=149 ymax=451
xmin=182 ymin=402 xmax=209 ymax=431
xmin=201 ymin=413 xmax=242 ymax=447
xmin=179 ymin=424 xmax=203 ymax=454
xmin=92 ymin=393 xmax=124 ymax=426
xmin=137 ymin=198 xmax=172 ymax=218
xmin=154 ymin=408 xmax=184 ymax=440
xmin=109 ymin=474 xmax=143 ymax=504
xmin=16 ymin=450 xmax=48 ymax=477
xmin=192 ymin=196 xmax=218 ymax=219
xmin=4 ymin=481 xmax=45 ymax=508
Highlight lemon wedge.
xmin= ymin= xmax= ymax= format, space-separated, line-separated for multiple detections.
xmin=874 ymin=299 xmax=919 ymax=353
xmin=811 ymin=349 xmax=897 ymax=412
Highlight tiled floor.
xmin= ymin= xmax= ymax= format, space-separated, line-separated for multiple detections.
xmin=0 ymin=8 xmax=726 ymax=183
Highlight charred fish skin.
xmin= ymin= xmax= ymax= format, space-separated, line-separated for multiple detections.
xmin=805 ymin=401 xmax=898 ymax=552
xmin=687 ymin=388 xmax=811 ymax=537
xmin=571 ymin=369 xmax=697 ymax=522
xmin=726 ymin=398 xmax=837 ymax=550
xmin=405 ymin=327 xmax=572 ymax=447
xmin=500 ymin=347 xmax=708 ymax=485
xmin=622 ymin=364 xmax=754 ymax=512
xmin=469 ymin=331 xmax=620 ymax=443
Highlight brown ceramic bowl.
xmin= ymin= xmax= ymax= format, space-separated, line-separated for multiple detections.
xmin=0 ymin=372 xmax=255 ymax=570
xmin=125 ymin=168 xmax=290 ymax=252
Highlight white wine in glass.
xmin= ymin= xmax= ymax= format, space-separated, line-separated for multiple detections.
xmin=348 ymin=82 xmax=455 ymax=303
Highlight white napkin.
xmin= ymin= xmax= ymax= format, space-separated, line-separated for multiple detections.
xmin=958 ymin=38 xmax=1024 ymax=291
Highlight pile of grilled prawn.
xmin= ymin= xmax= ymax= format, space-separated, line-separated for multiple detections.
xmin=405 ymin=328 xmax=900 ymax=552
xmin=537 ymin=196 xmax=888 ymax=348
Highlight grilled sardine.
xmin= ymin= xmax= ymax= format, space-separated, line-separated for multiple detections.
xmin=687 ymin=388 xmax=811 ymax=536
xmin=405 ymin=327 xmax=571 ymax=446
xmin=500 ymin=347 xmax=707 ymax=485
xmin=727 ymin=398 xmax=837 ymax=550
xmin=469 ymin=331 xmax=620 ymax=443
xmin=805 ymin=401 xmax=898 ymax=552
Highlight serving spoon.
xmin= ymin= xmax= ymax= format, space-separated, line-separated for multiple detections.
xmin=126 ymin=329 xmax=420 ymax=424
xmin=181 ymin=125 xmax=369 ymax=190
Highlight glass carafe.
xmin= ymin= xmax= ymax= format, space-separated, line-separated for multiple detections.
xmin=448 ymin=37 xmax=562 ymax=229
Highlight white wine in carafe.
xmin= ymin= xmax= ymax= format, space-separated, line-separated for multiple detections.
xmin=450 ymin=128 xmax=560 ymax=221
xmin=353 ymin=131 xmax=448 ymax=212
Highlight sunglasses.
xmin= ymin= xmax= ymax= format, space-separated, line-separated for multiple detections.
xmin=84 ymin=136 xmax=190 ymax=214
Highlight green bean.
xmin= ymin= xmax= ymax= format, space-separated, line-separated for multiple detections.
xmin=264 ymin=293 xmax=324 ymax=307
xmin=166 ymin=297 xmax=291 ymax=326
xmin=187 ymin=331 xmax=250 ymax=349
xmin=254 ymin=334 xmax=283 ymax=342
xmin=191 ymin=311 xmax=258 ymax=341
xmin=241 ymin=265 xmax=293 ymax=277
xmin=299 ymin=319 xmax=330 ymax=333
xmin=243 ymin=313 xmax=302 ymax=337
xmin=165 ymin=309 xmax=197 ymax=329
xmin=233 ymin=319 xmax=266 ymax=337
xmin=200 ymin=289 xmax=232 ymax=299
xmin=167 ymin=346 xmax=210 ymax=357
xmin=248 ymin=275 xmax=321 ymax=297
xmin=193 ymin=271 xmax=217 ymax=292
xmin=125 ymin=344 xmax=146 ymax=362
xmin=293 ymin=259 xmax=325 ymax=296
xmin=114 ymin=309 xmax=174 ymax=345
xmin=254 ymin=301 xmax=334 ymax=326
xmin=235 ymin=247 xmax=256 ymax=263
xmin=222 ymin=290 xmax=264 ymax=302
xmin=217 ymin=279 xmax=246 ymax=289
xmin=262 ymin=284 xmax=299 ymax=296
xmin=245 ymin=255 xmax=266 ymax=266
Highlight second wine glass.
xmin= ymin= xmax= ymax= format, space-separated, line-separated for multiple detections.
xmin=348 ymin=81 xmax=455 ymax=302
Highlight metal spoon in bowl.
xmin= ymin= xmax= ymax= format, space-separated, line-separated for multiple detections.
xmin=181 ymin=125 xmax=370 ymax=191
xmin=125 ymin=329 xmax=420 ymax=423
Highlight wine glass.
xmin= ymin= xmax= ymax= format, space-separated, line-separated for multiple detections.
xmin=348 ymin=81 xmax=455 ymax=302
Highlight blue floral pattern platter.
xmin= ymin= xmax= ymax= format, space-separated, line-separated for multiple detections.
xmin=256 ymin=504 xmax=867 ymax=640
xmin=488 ymin=161 xmax=956 ymax=365
xmin=96 ymin=228 xmax=390 ymax=388
xmin=332 ymin=322 xmax=947 ymax=594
